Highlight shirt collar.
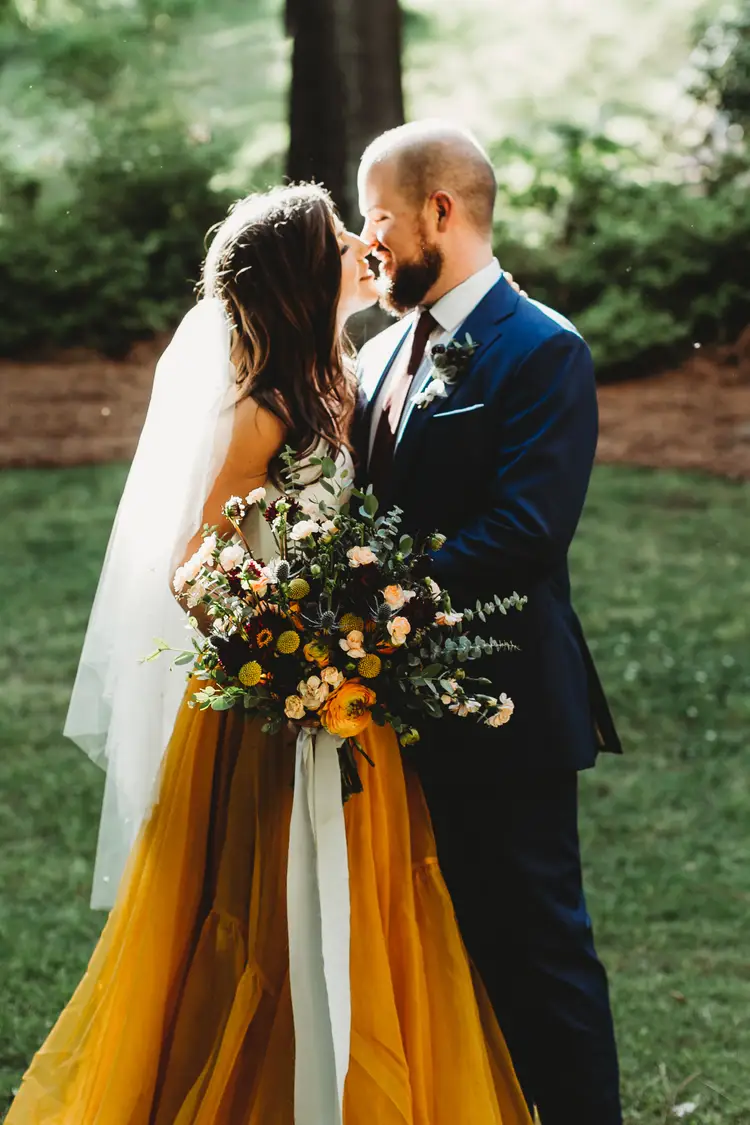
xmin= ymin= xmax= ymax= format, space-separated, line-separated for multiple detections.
xmin=428 ymin=258 xmax=502 ymax=335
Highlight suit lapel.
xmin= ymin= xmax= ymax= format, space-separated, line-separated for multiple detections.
xmin=391 ymin=277 xmax=520 ymax=492
xmin=361 ymin=320 xmax=413 ymax=438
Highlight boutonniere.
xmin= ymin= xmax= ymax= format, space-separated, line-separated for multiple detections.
xmin=412 ymin=333 xmax=480 ymax=409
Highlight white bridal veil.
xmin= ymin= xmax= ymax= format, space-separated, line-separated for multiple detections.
xmin=64 ymin=298 xmax=235 ymax=909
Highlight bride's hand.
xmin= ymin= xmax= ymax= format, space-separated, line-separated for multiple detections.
xmin=504 ymin=271 xmax=528 ymax=297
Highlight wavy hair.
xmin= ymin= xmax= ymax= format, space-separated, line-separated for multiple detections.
xmin=201 ymin=183 xmax=355 ymax=469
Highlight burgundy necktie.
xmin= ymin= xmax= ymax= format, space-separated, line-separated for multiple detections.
xmin=369 ymin=309 xmax=437 ymax=494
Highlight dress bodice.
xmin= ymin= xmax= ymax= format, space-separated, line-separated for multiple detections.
xmin=240 ymin=444 xmax=354 ymax=562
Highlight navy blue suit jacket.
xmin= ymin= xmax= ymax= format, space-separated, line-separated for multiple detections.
xmin=354 ymin=276 xmax=621 ymax=773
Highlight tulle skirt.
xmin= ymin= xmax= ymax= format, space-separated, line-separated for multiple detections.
xmin=7 ymin=688 xmax=532 ymax=1124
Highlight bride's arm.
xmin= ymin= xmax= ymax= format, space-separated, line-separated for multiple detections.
xmin=178 ymin=394 xmax=286 ymax=575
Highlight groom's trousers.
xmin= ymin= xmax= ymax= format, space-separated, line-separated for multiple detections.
xmin=416 ymin=764 xmax=623 ymax=1125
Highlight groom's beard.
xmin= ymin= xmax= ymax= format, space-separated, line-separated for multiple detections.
xmin=378 ymin=241 xmax=444 ymax=315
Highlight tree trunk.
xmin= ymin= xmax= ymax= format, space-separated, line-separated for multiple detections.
xmin=285 ymin=0 xmax=405 ymax=227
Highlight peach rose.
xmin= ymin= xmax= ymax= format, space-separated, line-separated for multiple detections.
xmin=387 ymin=616 xmax=412 ymax=646
xmin=486 ymin=694 xmax=515 ymax=727
xmin=382 ymin=584 xmax=416 ymax=611
xmin=339 ymin=630 xmax=367 ymax=659
xmin=347 ymin=545 xmax=377 ymax=568
xmin=435 ymin=610 xmax=464 ymax=627
xmin=321 ymin=680 xmax=376 ymax=739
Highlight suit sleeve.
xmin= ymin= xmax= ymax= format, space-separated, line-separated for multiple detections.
xmin=428 ymin=331 xmax=598 ymax=591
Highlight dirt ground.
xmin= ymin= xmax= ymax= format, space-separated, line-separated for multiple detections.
xmin=2 ymin=329 xmax=750 ymax=479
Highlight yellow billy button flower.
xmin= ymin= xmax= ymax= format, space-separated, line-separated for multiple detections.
xmin=288 ymin=577 xmax=311 ymax=600
xmin=357 ymin=654 xmax=382 ymax=679
xmin=339 ymin=612 xmax=364 ymax=634
xmin=239 ymin=661 xmax=263 ymax=687
xmin=276 ymin=630 xmax=301 ymax=655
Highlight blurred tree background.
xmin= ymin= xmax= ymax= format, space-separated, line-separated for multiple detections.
xmin=0 ymin=0 xmax=747 ymax=368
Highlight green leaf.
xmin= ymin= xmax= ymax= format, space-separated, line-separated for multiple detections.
xmin=173 ymin=652 xmax=194 ymax=666
xmin=320 ymin=479 xmax=335 ymax=495
xmin=422 ymin=663 xmax=444 ymax=678
xmin=210 ymin=696 xmax=235 ymax=711
xmin=321 ymin=457 xmax=337 ymax=478
xmin=364 ymin=493 xmax=379 ymax=517
xmin=398 ymin=535 xmax=413 ymax=557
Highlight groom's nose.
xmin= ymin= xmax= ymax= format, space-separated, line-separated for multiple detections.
xmin=360 ymin=219 xmax=377 ymax=247
xmin=351 ymin=233 xmax=370 ymax=256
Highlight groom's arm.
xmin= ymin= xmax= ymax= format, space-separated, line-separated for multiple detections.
xmin=428 ymin=331 xmax=598 ymax=591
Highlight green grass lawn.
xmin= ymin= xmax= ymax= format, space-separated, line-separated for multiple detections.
xmin=1 ymin=462 xmax=748 ymax=1122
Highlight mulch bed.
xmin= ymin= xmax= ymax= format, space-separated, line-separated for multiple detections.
xmin=2 ymin=330 xmax=749 ymax=479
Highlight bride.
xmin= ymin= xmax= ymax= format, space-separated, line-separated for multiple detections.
xmin=6 ymin=184 xmax=532 ymax=1125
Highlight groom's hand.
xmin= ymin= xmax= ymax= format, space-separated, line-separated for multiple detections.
xmin=504 ymin=271 xmax=527 ymax=297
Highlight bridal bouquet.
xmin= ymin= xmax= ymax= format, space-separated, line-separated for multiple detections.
xmin=155 ymin=451 xmax=526 ymax=796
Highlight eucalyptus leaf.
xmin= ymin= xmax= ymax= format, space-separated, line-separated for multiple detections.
xmin=210 ymin=696 xmax=235 ymax=711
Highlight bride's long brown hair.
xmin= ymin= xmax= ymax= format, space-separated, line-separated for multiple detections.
xmin=201 ymin=183 xmax=355 ymax=467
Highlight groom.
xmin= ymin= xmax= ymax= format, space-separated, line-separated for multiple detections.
xmin=354 ymin=121 xmax=623 ymax=1125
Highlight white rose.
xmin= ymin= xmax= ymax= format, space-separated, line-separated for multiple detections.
xmin=173 ymin=566 xmax=188 ymax=593
xmin=321 ymin=666 xmax=345 ymax=690
xmin=284 ymin=695 xmax=306 ymax=721
xmin=245 ymin=486 xmax=267 ymax=506
xmin=219 ymin=544 xmax=245 ymax=573
xmin=182 ymin=554 xmax=203 ymax=582
xmin=289 ymin=519 xmax=321 ymax=541
xmin=197 ymin=534 xmax=217 ymax=565
xmin=297 ymin=675 xmax=330 ymax=711
xmin=299 ymin=497 xmax=323 ymax=518
xmin=347 ymin=545 xmax=378 ymax=568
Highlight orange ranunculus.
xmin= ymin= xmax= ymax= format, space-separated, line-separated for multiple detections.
xmin=288 ymin=602 xmax=304 ymax=630
xmin=320 ymin=680 xmax=376 ymax=739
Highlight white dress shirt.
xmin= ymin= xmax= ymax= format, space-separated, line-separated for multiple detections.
xmin=368 ymin=258 xmax=503 ymax=458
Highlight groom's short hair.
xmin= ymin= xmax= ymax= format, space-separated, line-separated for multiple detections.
xmin=360 ymin=120 xmax=497 ymax=235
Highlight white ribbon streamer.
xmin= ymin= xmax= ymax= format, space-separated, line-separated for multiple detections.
xmin=287 ymin=729 xmax=351 ymax=1125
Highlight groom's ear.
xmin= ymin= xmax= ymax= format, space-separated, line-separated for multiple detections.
xmin=430 ymin=191 xmax=454 ymax=232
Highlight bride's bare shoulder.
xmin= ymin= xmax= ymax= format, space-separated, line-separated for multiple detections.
xmin=228 ymin=394 xmax=287 ymax=474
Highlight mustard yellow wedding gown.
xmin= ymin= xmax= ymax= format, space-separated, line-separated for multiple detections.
xmin=6 ymin=683 xmax=532 ymax=1125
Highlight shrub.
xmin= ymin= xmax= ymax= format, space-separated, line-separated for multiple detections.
xmin=0 ymin=116 xmax=233 ymax=357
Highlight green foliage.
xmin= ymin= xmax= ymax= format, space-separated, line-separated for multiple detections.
xmin=494 ymin=120 xmax=750 ymax=380
xmin=0 ymin=116 xmax=233 ymax=356
xmin=1 ymin=463 xmax=749 ymax=1123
